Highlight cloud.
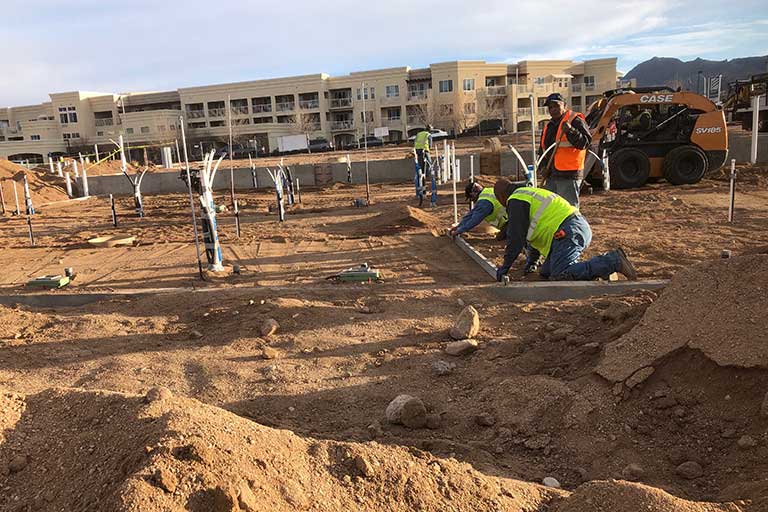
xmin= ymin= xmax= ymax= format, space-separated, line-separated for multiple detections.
xmin=0 ymin=0 xmax=766 ymax=106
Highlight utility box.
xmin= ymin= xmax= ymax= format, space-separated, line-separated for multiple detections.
xmin=277 ymin=134 xmax=309 ymax=154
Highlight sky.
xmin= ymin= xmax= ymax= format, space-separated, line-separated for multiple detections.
xmin=1 ymin=0 xmax=767 ymax=106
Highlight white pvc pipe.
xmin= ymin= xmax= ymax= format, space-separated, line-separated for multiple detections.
xmin=535 ymin=142 xmax=558 ymax=169
xmin=81 ymin=167 xmax=89 ymax=197
xmin=728 ymin=159 xmax=736 ymax=222
xmin=751 ymin=95 xmax=761 ymax=164
xmin=12 ymin=180 xmax=20 ymax=215
xmin=94 ymin=144 xmax=100 ymax=161
xmin=529 ymin=93 xmax=537 ymax=184
xmin=48 ymin=158 xmax=54 ymax=174
xmin=73 ymin=159 xmax=79 ymax=178
xmin=65 ymin=172 xmax=73 ymax=197
xmin=470 ymin=154 xmax=474 ymax=182
xmin=56 ymin=162 xmax=63 ymax=177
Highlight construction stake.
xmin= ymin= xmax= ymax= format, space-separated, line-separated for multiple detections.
xmin=728 ymin=159 xmax=737 ymax=223
xmin=12 ymin=180 xmax=20 ymax=216
xmin=110 ymin=194 xmax=118 ymax=227
xmin=179 ymin=117 xmax=206 ymax=280
xmin=0 ymin=180 xmax=6 ymax=215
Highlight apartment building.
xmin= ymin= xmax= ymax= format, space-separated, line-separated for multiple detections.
xmin=0 ymin=58 xmax=632 ymax=162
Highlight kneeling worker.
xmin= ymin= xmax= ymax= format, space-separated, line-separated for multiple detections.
xmin=493 ymin=179 xmax=638 ymax=282
xmin=449 ymin=181 xmax=508 ymax=240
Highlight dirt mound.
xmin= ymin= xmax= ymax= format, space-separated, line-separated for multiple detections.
xmin=1 ymin=387 xmax=743 ymax=512
xmin=326 ymin=203 xmax=442 ymax=236
xmin=597 ymin=254 xmax=768 ymax=384
xmin=85 ymin=159 xmax=142 ymax=176
xmin=0 ymin=160 xmax=69 ymax=205
xmin=552 ymin=480 xmax=742 ymax=512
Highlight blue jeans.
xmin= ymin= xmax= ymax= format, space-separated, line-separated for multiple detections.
xmin=540 ymin=215 xmax=620 ymax=280
xmin=545 ymin=176 xmax=581 ymax=208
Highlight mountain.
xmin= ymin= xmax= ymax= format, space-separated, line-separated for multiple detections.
xmin=624 ymin=56 xmax=768 ymax=90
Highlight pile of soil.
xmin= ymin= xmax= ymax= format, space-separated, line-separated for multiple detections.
xmin=326 ymin=203 xmax=443 ymax=236
xmin=0 ymin=387 xmax=744 ymax=512
xmin=597 ymin=254 xmax=768 ymax=384
xmin=0 ymin=160 xmax=69 ymax=204
xmin=84 ymin=159 xmax=141 ymax=176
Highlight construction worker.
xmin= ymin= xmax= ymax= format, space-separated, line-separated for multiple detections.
xmin=413 ymin=125 xmax=432 ymax=175
xmin=448 ymin=181 xmax=508 ymax=240
xmin=539 ymin=93 xmax=591 ymax=208
xmin=492 ymin=179 xmax=638 ymax=282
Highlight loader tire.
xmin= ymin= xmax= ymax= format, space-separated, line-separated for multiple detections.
xmin=609 ymin=148 xmax=650 ymax=189
xmin=663 ymin=145 xmax=708 ymax=185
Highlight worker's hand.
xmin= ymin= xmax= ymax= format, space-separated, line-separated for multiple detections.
xmin=562 ymin=121 xmax=572 ymax=133
xmin=496 ymin=266 xmax=510 ymax=282
xmin=448 ymin=226 xmax=458 ymax=239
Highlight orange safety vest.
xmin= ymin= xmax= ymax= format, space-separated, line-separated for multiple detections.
xmin=540 ymin=110 xmax=587 ymax=172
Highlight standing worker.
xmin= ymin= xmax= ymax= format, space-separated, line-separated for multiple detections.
xmin=413 ymin=124 xmax=433 ymax=176
xmin=492 ymin=179 xmax=637 ymax=282
xmin=449 ymin=181 xmax=508 ymax=240
xmin=539 ymin=93 xmax=591 ymax=208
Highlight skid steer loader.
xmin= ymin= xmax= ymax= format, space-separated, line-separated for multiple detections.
xmin=583 ymin=87 xmax=728 ymax=189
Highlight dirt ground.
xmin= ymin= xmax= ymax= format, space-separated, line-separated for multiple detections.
xmin=0 ymin=162 xmax=767 ymax=511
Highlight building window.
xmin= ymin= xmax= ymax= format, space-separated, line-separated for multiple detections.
xmin=158 ymin=125 xmax=166 ymax=132
xmin=584 ymin=75 xmax=595 ymax=87
xmin=386 ymin=85 xmax=399 ymax=98
xmin=140 ymin=126 xmax=150 ymax=134
xmin=188 ymin=122 xmax=207 ymax=129
xmin=68 ymin=107 xmax=78 ymax=123
xmin=253 ymin=117 xmax=273 ymax=124
xmin=464 ymin=103 xmax=476 ymax=114
xmin=126 ymin=128 xmax=134 ymax=134
xmin=30 ymin=134 xmax=41 ymax=140
xmin=360 ymin=111 xmax=374 ymax=122
xmin=439 ymin=80 xmax=453 ymax=93
xmin=169 ymin=124 xmax=177 ymax=131
xmin=440 ymin=104 xmax=453 ymax=116
xmin=209 ymin=120 xmax=225 ymax=127
xmin=356 ymin=87 xmax=375 ymax=101
xmin=59 ymin=107 xmax=68 ymax=124
xmin=97 ymin=131 xmax=104 ymax=136
xmin=277 ymin=115 xmax=295 ymax=124
xmin=463 ymin=79 xmax=475 ymax=91
xmin=62 ymin=132 xmax=81 ymax=139
xmin=534 ymin=77 xmax=545 ymax=85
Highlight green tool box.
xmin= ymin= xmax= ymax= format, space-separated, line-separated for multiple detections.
xmin=27 ymin=275 xmax=70 ymax=289
xmin=332 ymin=263 xmax=381 ymax=282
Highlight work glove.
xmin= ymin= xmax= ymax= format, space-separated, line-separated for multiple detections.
xmin=496 ymin=266 xmax=510 ymax=282
xmin=524 ymin=262 xmax=539 ymax=274
xmin=495 ymin=223 xmax=508 ymax=241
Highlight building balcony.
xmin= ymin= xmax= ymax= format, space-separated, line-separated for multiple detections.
xmin=572 ymin=83 xmax=583 ymax=93
xmin=231 ymin=106 xmax=249 ymax=115
xmin=299 ymin=99 xmax=320 ymax=110
xmin=208 ymin=108 xmax=226 ymax=118
xmin=516 ymin=107 xmax=532 ymax=118
xmin=513 ymin=84 xmax=532 ymax=94
xmin=330 ymin=98 xmax=353 ymax=109
xmin=383 ymin=117 xmax=402 ymax=127
xmin=537 ymin=106 xmax=550 ymax=116
xmin=186 ymin=110 xmax=205 ymax=119
xmin=380 ymin=95 xmax=401 ymax=104
xmin=407 ymin=92 xmax=428 ymax=102
xmin=252 ymin=104 xmax=272 ymax=113
xmin=330 ymin=120 xmax=354 ymax=131
xmin=407 ymin=115 xmax=426 ymax=125
xmin=486 ymin=86 xmax=507 ymax=96
xmin=585 ymin=84 xmax=596 ymax=91
xmin=276 ymin=102 xmax=295 ymax=112
xmin=94 ymin=118 xmax=114 ymax=127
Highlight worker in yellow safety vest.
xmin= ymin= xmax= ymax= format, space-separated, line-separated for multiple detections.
xmin=492 ymin=179 xmax=637 ymax=282
xmin=449 ymin=181 xmax=509 ymax=240
xmin=413 ymin=125 xmax=432 ymax=175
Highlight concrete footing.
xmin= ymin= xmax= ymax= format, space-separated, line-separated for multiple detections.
xmin=489 ymin=279 xmax=669 ymax=302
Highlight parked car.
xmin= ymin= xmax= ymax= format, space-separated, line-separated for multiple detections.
xmin=216 ymin=145 xmax=255 ymax=158
xmin=308 ymin=138 xmax=333 ymax=152
xmin=459 ymin=120 xmax=506 ymax=137
xmin=407 ymin=128 xmax=450 ymax=142
xmin=355 ymin=136 xmax=384 ymax=148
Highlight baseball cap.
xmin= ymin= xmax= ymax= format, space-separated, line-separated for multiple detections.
xmin=544 ymin=93 xmax=565 ymax=106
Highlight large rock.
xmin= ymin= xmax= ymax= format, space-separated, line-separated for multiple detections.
xmin=675 ymin=461 xmax=703 ymax=480
xmin=445 ymin=339 xmax=478 ymax=356
xmin=385 ymin=394 xmax=427 ymax=429
xmin=450 ymin=306 xmax=480 ymax=340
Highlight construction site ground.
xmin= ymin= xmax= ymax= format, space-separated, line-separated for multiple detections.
xmin=0 ymin=160 xmax=767 ymax=511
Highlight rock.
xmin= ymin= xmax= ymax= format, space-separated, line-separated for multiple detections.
xmin=721 ymin=428 xmax=738 ymax=439
xmin=173 ymin=442 xmax=214 ymax=465
xmin=457 ymin=298 xmax=465 ymax=307
xmin=445 ymin=339 xmax=478 ymax=356
xmin=354 ymin=455 xmax=372 ymax=477
xmin=761 ymin=392 xmax=768 ymax=418
xmin=262 ymin=346 xmax=279 ymax=360
xmin=475 ymin=413 xmax=496 ymax=427
xmin=432 ymin=360 xmax=456 ymax=376
xmin=550 ymin=326 xmax=574 ymax=342
xmin=152 ymin=467 xmax=178 ymax=493
xmin=612 ymin=383 xmax=624 ymax=396
xmin=621 ymin=463 xmax=645 ymax=481
xmin=281 ymin=480 xmax=309 ymax=508
xmin=260 ymin=318 xmax=279 ymax=337
xmin=145 ymin=386 xmax=173 ymax=403
xmin=425 ymin=414 xmax=442 ymax=430
xmin=385 ymin=395 xmax=427 ymax=429
xmin=366 ymin=421 xmax=384 ymax=439
xmin=676 ymin=461 xmax=703 ymax=480
xmin=542 ymin=477 xmax=561 ymax=488
xmin=582 ymin=342 xmax=601 ymax=354
xmin=625 ymin=367 xmax=655 ymax=388
xmin=450 ymin=306 xmax=479 ymax=340
xmin=737 ymin=435 xmax=758 ymax=449
xmin=190 ymin=329 xmax=204 ymax=339
xmin=237 ymin=481 xmax=258 ymax=512
xmin=8 ymin=455 xmax=28 ymax=474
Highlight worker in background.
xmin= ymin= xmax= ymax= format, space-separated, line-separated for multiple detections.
xmin=539 ymin=93 xmax=591 ymax=208
xmin=628 ymin=109 xmax=653 ymax=131
xmin=492 ymin=179 xmax=638 ymax=282
xmin=449 ymin=181 xmax=509 ymax=240
xmin=413 ymin=124 xmax=433 ymax=175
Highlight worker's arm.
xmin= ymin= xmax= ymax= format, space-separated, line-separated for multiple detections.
xmin=496 ymin=200 xmax=530 ymax=280
xmin=563 ymin=116 xmax=592 ymax=150
xmin=452 ymin=199 xmax=494 ymax=235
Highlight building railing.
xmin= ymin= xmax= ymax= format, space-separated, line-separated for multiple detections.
xmin=276 ymin=102 xmax=295 ymax=112
xmin=208 ymin=108 xmax=226 ymax=117
xmin=330 ymin=120 xmax=354 ymax=130
xmin=299 ymin=99 xmax=320 ymax=110
xmin=384 ymin=117 xmax=402 ymax=126
xmin=186 ymin=110 xmax=205 ymax=118
xmin=95 ymin=118 xmax=114 ymax=126
xmin=571 ymin=83 xmax=582 ymax=93
xmin=585 ymin=84 xmax=596 ymax=91
xmin=517 ymin=107 xmax=532 ymax=117
xmin=407 ymin=91 xmax=428 ymax=101
xmin=537 ymin=106 xmax=550 ymax=116
xmin=231 ymin=106 xmax=249 ymax=115
xmin=514 ymin=84 xmax=531 ymax=94
xmin=252 ymin=104 xmax=272 ymax=113
xmin=486 ymin=86 xmax=507 ymax=96
xmin=330 ymin=97 xmax=352 ymax=108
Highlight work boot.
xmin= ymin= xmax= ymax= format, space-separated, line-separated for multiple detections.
xmin=615 ymin=248 xmax=638 ymax=280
